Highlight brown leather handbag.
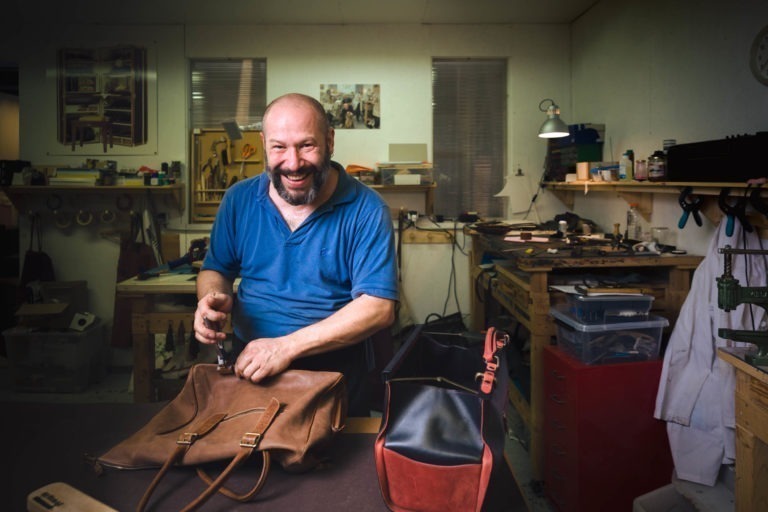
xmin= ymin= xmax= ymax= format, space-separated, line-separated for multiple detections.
xmin=96 ymin=364 xmax=347 ymax=511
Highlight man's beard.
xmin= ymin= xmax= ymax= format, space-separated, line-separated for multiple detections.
xmin=267 ymin=152 xmax=332 ymax=206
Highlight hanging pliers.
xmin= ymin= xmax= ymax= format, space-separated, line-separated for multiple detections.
xmin=678 ymin=186 xmax=703 ymax=229
xmin=718 ymin=188 xmax=753 ymax=236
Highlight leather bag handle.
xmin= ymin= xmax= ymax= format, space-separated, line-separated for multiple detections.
xmin=136 ymin=397 xmax=281 ymax=512
xmin=478 ymin=327 xmax=509 ymax=395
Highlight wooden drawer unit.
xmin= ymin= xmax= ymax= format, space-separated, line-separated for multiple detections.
xmin=542 ymin=345 xmax=673 ymax=512
xmin=719 ymin=347 xmax=768 ymax=511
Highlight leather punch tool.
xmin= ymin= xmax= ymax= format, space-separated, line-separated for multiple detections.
xmin=204 ymin=317 xmax=234 ymax=373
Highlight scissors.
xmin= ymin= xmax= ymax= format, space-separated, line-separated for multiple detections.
xmin=239 ymin=143 xmax=257 ymax=177
xmin=677 ymin=186 xmax=703 ymax=229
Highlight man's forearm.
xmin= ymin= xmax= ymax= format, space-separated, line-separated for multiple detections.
xmin=196 ymin=269 xmax=235 ymax=300
xmin=281 ymin=294 xmax=396 ymax=360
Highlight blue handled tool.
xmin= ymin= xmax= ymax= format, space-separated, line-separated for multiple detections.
xmin=718 ymin=188 xmax=752 ymax=237
xmin=678 ymin=186 xmax=703 ymax=229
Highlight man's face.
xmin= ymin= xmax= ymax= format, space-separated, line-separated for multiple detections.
xmin=262 ymin=101 xmax=334 ymax=206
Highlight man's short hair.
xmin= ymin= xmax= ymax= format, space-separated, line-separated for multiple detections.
xmin=263 ymin=93 xmax=331 ymax=135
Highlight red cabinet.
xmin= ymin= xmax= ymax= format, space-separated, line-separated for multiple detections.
xmin=543 ymin=345 xmax=673 ymax=511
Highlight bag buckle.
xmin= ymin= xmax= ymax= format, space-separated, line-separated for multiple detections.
xmin=240 ymin=432 xmax=262 ymax=448
xmin=177 ymin=432 xmax=199 ymax=445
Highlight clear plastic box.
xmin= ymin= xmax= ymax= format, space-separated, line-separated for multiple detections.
xmin=565 ymin=293 xmax=654 ymax=324
xmin=3 ymin=321 xmax=105 ymax=392
xmin=550 ymin=307 xmax=668 ymax=365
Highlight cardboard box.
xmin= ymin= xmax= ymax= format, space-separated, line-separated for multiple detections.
xmin=394 ymin=174 xmax=421 ymax=185
xmin=16 ymin=280 xmax=89 ymax=329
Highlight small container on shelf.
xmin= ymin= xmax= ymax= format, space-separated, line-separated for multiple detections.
xmin=564 ymin=293 xmax=654 ymax=324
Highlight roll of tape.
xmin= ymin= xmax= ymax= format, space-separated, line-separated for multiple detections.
xmin=100 ymin=209 xmax=116 ymax=224
xmin=76 ymin=210 xmax=93 ymax=226
xmin=54 ymin=211 xmax=72 ymax=229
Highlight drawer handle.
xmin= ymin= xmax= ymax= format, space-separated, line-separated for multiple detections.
xmin=551 ymin=468 xmax=566 ymax=481
xmin=550 ymin=394 xmax=566 ymax=404
xmin=550 ymin=369 xmax=565 ymax=381
xmin=552 ymin=419 xmax=566 ymax=431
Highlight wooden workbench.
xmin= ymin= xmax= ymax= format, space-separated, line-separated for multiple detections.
xmin=470 ymin=232 xmax=703 ymax=482
xmin=717 ymin=347 xmax=768 ymax=511
xmin=116 ymin=272 xmax=238 ymax=402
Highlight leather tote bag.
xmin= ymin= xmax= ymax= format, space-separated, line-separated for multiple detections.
xmin=17 ymin=213 xmax=55 ymax=305
xmin=374 ymin=327 xmax=510 ymax=512
xmin=95 ymin=364 xmax=347 ymax=511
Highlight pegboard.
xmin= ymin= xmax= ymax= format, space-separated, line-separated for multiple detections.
xmin=190 ymin=129 xmax=264 ymax=223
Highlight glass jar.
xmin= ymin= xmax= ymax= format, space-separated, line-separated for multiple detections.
xmin=634 ymin=159 xmax=648 ymax=181
xmin=648 ymin=151 xmax=667 ymax=182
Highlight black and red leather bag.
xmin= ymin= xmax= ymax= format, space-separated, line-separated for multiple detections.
xmin=374 ymin=326 xmax=510 ymax=512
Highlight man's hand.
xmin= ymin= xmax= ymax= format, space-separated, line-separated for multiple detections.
xmin=194 ymin=291 xmax=233 ymax=345
xmin=235 ymin=337 xmax=293 ymax=382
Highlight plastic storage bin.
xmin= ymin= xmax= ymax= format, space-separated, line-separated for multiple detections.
xmin=3 ymin=320 xmax=105 ymax=392
xmin=550 ymin=307 xmax=668 ymax=365
xmin=565 ymin=293 xmax=654 ymax=324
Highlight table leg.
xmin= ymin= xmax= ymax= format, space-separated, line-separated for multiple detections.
xmin=128 ymin=295 xmax=154 ymax=403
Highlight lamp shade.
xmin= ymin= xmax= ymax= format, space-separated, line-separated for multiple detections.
xmin=538 ymin=99 xmax=569 ymax=139
xmin=494 ymin=172 xmax=531 ymax=214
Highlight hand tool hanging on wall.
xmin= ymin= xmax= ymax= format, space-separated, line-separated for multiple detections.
xmin=239 ymin=143 xmax=257 ymax=177
xmin=678 ymin=186 xmax=703 ymax=229
xmin=718 ymin=188 xmax=753 ymax=236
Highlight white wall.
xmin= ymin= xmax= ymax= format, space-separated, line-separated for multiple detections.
xmin=11 ymin=22 xmax=570 ymax=343
xmin=568 ymin=0 xmax=768 ymax=255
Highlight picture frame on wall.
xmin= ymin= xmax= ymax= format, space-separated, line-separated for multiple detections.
xmin=49 ymin=43 xmax=158 ymax=156
xmin=320 ymin=83 xmax=380 ymax=129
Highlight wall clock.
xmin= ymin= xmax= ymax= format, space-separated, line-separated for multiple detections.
xmin=750 ymin=25 xmax=768 ymax=86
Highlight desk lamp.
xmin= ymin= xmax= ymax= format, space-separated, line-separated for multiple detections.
xmin=537 ymin=99 xmax=569 ymax=138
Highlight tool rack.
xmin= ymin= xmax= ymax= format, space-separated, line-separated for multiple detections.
xmin=190 ymin=129 xmax=264 ymax=223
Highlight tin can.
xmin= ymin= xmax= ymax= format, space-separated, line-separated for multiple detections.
xmin=648 ymin=151 xmax=667 ymax=182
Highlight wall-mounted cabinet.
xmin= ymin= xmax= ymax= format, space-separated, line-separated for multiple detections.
xmin=58 ymin=46 xmax=147 ymax=150
xmin=190 ymin=129 xmax=264 ymax=223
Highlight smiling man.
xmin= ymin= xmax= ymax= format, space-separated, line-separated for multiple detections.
xmin=194 ymin=93 xmax=398 ymax=416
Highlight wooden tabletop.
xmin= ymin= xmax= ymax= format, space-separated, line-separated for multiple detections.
xmin=718 ymin=346 xmax=768 ymax=384
xmin=116 ymin=272 xmax=240 ymax=294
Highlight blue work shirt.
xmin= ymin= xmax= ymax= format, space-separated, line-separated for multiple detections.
xmin=202 ymin=162 xmax=399 ymax=345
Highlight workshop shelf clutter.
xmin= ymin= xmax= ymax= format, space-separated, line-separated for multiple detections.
xmin=4 ymin=280 xmax=106 ymax=393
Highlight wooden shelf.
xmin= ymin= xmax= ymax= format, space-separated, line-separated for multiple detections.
xmin=370 ymin=183 xmax=436 ymax=219
xmin=1 ymin=183 xmax=185 ymax=214
xmin=543 ymin=180 xmax=768 ymax=225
